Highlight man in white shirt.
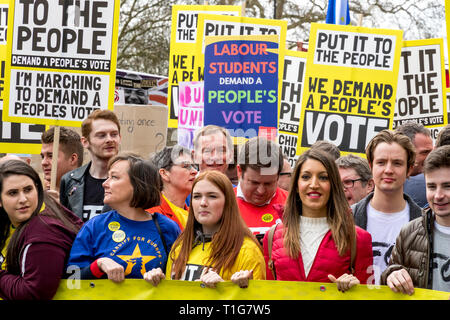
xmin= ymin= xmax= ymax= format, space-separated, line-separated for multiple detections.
xmin=352 ymin=130 xmax=422 ymax=285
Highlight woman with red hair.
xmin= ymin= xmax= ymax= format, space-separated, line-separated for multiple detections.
xmin=144 ymin=170 xmax=265 ymax=288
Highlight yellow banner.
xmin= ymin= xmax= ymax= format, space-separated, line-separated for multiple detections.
xmin=52 ymin=279 xmax=449 ymax=300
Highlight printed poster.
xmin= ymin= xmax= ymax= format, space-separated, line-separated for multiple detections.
xmin=3 ymin=0 xmax=120 ymax=127
xmin=297 ymin=23 xmax=403 ymax=157
xmin=167 ymin=5 xmax=241 ymax=129
xmin=393 ymin=38 xmax=447 ymax=129
xmin=0 ymin=0 xmax=44 ymax=154
xmin=203 ymin=35 xmax=278 ymax=139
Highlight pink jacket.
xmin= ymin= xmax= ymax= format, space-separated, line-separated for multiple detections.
xmin=263 ymin=223 xmax=373 ymax=284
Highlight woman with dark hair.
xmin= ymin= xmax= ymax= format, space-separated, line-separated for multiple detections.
xmin=67 ymin=153 xmax=180 ymax=282
xmin=0 ymin=160 xmax=82 ymax=300
xmin=148 ymin=145 xmax=197 ymax=230
xmin=144 ymin=170 xmax=265 ymax=288
xmin=263 ymin=148 xmax=373 ymax=292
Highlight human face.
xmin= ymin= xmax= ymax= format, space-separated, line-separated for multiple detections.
xmin=41 ymin=143 xmax=78 ymax=189
xmin=83 ymin=119 xmax=121 ymax=161
xmin=278 ymin=159 xmax=293 ymax=191
xmin=192 ymin=179 xmax=225 ymax=234
xmin=194 ymin=132 xmax=229 ymax=173
xmin=163 ymin=154 xmax=197 ymax=195
xmin=297 ymin=159 xmax=331 ymax=217
xmin=426 ymin=168 xmax=450 ymax=226
xmin=237 ymin=166 xmax=279 ymax=206
xmin=339 ymin=167 xmax=372 ymax=206
xmin=371 ymin=142 xmax=409 ymax=194
xmin=103 ymin=160 xmax=134 ymax=210
xmin=0 ymin=175 xmax=39 ymax=227
xmin=411 ymin=133 xmax=433 ymax=176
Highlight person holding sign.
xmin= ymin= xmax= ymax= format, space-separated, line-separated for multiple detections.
xmin=381 ymin=146 xmax=450 ymax=294
xmin=235 ymin=137 xmax=288 ymax=244
xmin=0 ymin=160 xmax=82 ymax=300
xmin=144 ymin=171 xmax=265 ymax=288
xmin=67 ymin=153 xmax=180 ymax=282
xmin=148 ymin=145 xmax=198 ymax=230
xmin=60 ymin=110 xmax=121 ymax=222
xmin=352 ymin=130 xmax=422 ymax=285
xmin=262 ymin=148 xmax=373 ymax=291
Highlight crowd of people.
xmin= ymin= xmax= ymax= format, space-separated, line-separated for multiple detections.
xmin=0 ymin=108 xmax=449 ymax=300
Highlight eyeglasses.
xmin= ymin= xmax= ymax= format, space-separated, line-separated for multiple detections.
xmin=173 ymin=162 xmax=197 ymax=171
xmin=342 ymin=178 xmax=364 ymax=188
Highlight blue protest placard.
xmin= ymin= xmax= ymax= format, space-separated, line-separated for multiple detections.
xmin=204 ymin=35 xmax=279 ymax=139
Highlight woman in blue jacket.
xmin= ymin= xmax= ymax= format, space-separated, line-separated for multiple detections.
xmin=67 ymin=153 xmax=180 ymax=282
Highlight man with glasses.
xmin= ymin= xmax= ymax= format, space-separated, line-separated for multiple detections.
xmin=336 ymin=154 xmax=374 ymax=206
xmin=278 ymin=156 xmax=293 ymax=191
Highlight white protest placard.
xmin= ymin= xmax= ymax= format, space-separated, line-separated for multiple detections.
xmin=278 ymin=50 xmax=307 ymax=166
xmin=393 ymin=39 xmax=448 ymax=129
xmin=3 ymin=0 xmax=120 ymax=126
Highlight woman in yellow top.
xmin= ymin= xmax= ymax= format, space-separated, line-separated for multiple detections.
xmin=144 ymin=170 xmax=266 ymax=288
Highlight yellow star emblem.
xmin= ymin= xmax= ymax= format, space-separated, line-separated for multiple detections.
xmin=117 ymin=243 xmax=156 ymax=276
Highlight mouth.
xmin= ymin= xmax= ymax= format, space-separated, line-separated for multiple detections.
xmin=307 ymin=192 xmax=322 ymax=198
xmin=434 ymin=202 xmax=449 ymax=209
xmin=382 ymin=178 xmax=395 ymax=183
xmin=17 ymin=206 xmax=30 ymax=213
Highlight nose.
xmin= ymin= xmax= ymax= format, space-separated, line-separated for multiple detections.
xmin=434 ymin=187 xmax=445 ymax=200
xmin=102 ymin=178 xmax=110 ymax=189
xmin=310 ymin=176 xmax=320 ymax=188
xmin=200 ymin=196 xmax=208 ymax=207
xmin=18 ymin=191 xmax=27 ymax=203
xmin=41 ymin=156 xmax=50 ymax=167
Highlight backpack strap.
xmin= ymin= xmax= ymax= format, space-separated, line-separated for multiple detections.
xmin=349 ymin=232 xmax=357 ymax=274
xmin=152 ymin=213 xmax=169 ymax=256
xmin=267 ymin=223 xmax=278 ymax=280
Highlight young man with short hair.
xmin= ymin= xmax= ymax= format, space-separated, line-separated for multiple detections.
xmin=236 ymin=137 xmax=287 ymax=243
xmin=352 ymin=130 xmax=422 ymax=285
xmin=41 ymin=126 xmax=83 ymax=192
xmin=381 ymin=145 xmax=450 ymax=294
xmin=60 ymin=110 xmax=121 ymax=221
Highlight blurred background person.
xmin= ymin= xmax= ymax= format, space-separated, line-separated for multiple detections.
xmin=336 ymin=154 xmax=374 ymax=206
xmin=148 ymin=145 xmax=197 ymax=230
xmin=278 ymin=155 xmax=293 ymax=192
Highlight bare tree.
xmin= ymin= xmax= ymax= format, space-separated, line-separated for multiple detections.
xmin=117 ymin=0 xmax=445 ymax=75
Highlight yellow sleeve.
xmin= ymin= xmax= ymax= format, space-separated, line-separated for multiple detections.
xmin=232 ymin=237 xmax=266 ymax=280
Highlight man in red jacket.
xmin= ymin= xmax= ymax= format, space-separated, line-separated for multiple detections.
xmin=235 ymin=137 xmax=288 ymax=243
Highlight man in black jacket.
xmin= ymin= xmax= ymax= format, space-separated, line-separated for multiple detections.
xmin=60 ymin=110 xmax=121 ymax=222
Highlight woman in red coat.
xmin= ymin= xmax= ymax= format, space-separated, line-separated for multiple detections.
xmin=263 ymin=148 xmax=373 ymax=292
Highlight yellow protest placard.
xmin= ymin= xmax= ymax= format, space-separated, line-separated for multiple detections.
xmin=394 ymin=38 xmax=448 ymax=129
xmin=297 ymin=23 xmax=403 ymax=157
xmin=0 ymin=0 xmax=44 ymax=154
xmin=52 ymin=279 xmax=449 ymax=300
xmin=3 ymin=0 xmax=120 ymax=127
xmin=167 ymin=5 xmax=242 ymax=129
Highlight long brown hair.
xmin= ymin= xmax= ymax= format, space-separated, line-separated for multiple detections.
xmin=0 ymin=160 xmax=81 ymax=274
xmin=170 ymin=170 xmax=260 ymax=279
xmin=283 ymin=148 xmax=355 ymax=258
